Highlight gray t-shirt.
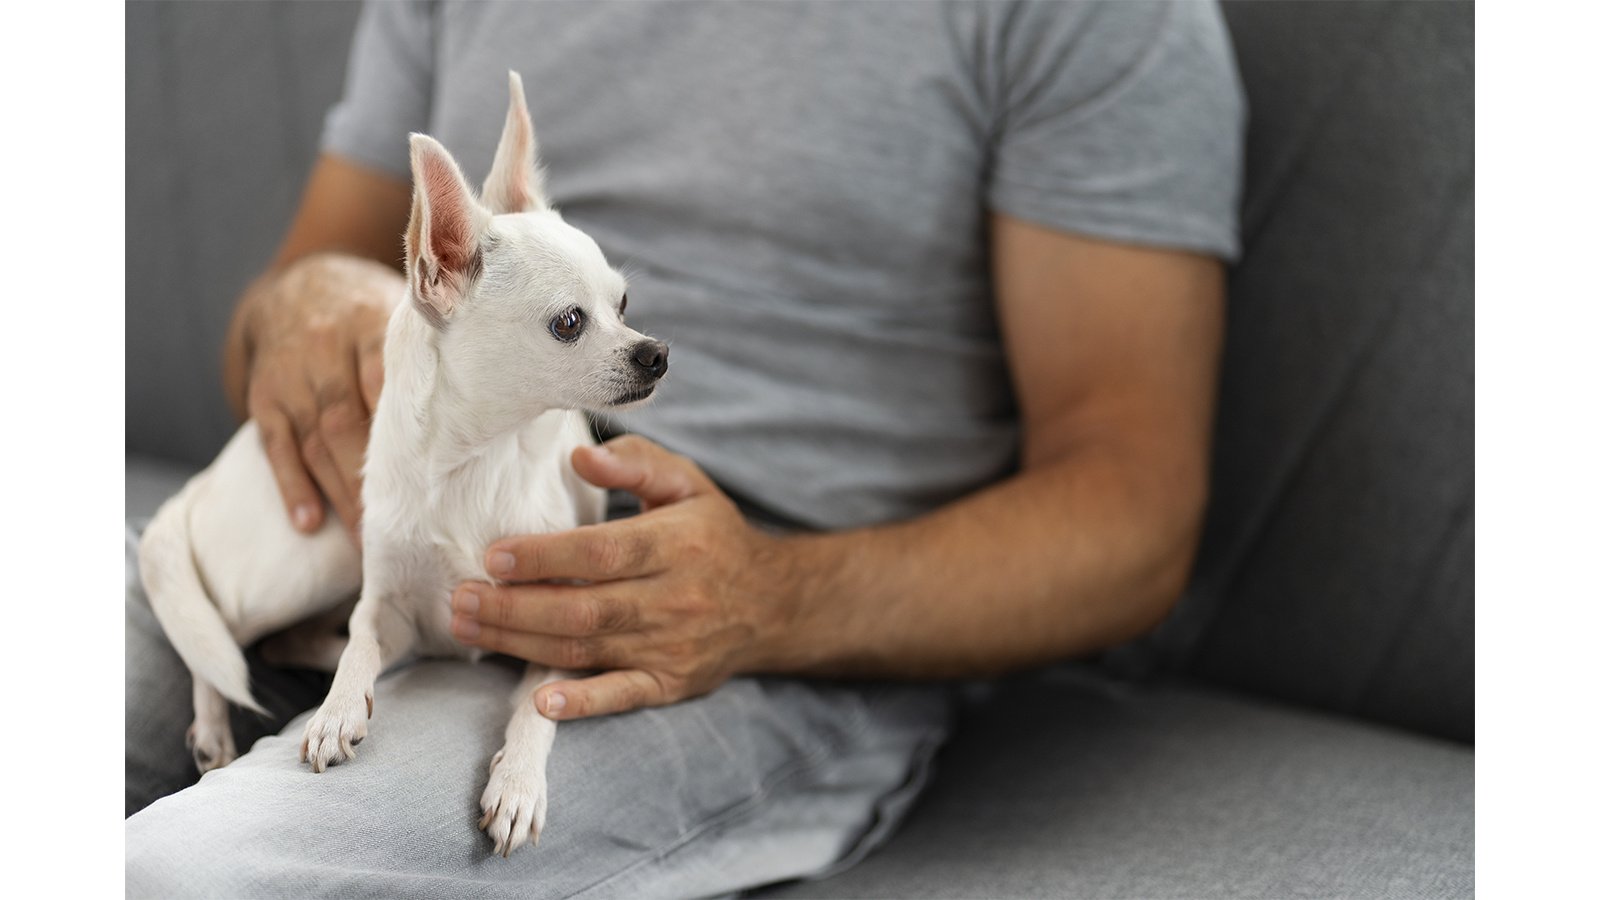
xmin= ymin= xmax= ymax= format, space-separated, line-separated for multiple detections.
xmin=324 ymin=0 xmax=1244 ymax=531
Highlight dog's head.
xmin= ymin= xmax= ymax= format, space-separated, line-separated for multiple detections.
xmin=403 ymin=72 xmax=666 ymax=417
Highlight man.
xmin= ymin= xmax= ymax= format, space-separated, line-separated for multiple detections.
xmin=127 ymin=2 xmax=1242 ymax=896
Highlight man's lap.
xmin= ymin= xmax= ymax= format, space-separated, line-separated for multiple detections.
xmin=124 ymin=529 xmax=952 ymax=898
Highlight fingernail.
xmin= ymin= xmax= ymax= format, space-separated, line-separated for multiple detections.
xmin=454 ymin=589 xmax=479 ymax=616
xmin=293 ymin=505 xmax=317 ymax=530
xmin=488 ymin=551 xmax=515 ymax=576
xmin=452 ymin=615 xmax=480 ymax=642
xmin=543 ymin=691 xmax=567 ymax=715
xmin=591 ymin=445 xmax=613 ymax=459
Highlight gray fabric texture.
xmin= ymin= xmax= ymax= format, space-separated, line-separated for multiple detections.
xmin=126 ymin=0 xmax=362 ymax=467
xmin=125 ymin=455 xmax=198 ymax=524
xmin=1112 ymin=0 xmax=1475 ymax=744
xmin=758 ymin=669 xmax=1474 ymax=899
xmin=124 ymin=517 xmax=954 ymax=897
xmin=320 ymin=0 xmax=1244 ymax=533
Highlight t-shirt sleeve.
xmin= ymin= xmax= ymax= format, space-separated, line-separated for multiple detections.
xmin=320 ymin=0 xmax=437 ymax=180
xmin=985 ymin=1 xmax=1246 ymax=261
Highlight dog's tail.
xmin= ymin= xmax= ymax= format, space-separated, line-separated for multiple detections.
xmin=138 ymin=480 xmax=265 ymax=714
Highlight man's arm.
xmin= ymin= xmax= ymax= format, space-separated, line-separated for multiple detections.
xmin=222 ymin=153 xmax=412 ymax=538
xmin=449 ymin=213 xmax=1225 ymax=716
xmin=766 ymin=215 xmax=1224 ymax=675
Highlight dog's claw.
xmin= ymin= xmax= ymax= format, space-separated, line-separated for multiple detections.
xmin=300 ymin=692 xmax=370 ymax=772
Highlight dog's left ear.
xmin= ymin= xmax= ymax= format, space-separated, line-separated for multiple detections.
xmin=482 ymin=71 xmax=549 ymax=215
xmin=405 ymin=134 xmax=492 ymax=327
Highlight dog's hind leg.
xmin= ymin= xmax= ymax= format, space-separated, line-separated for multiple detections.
xmin=186 ymin=678 xmax=238 ymax=773
xmin=478 ymin=664 xmax=569 ymax=856
xmin=299 ymin=591 xmax=414 ymax=772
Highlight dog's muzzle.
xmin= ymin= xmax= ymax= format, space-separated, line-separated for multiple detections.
xmin=608 ymin=339 xmax=669 ymax=406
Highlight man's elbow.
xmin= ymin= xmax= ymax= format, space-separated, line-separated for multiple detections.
xmin=1107 ymin=473 xmax=1210 ymax=647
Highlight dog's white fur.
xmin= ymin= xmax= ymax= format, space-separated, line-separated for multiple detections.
xmin=138 ymin=72 xmax=665 ymax=856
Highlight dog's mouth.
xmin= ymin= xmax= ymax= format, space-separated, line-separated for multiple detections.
xmin=606 ymin=384 xmax=657 ymax=407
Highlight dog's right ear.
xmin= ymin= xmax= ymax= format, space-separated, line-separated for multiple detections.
xmin=481 ymin=71 xmax=548 ymax=215
xmin=405 ymin=134 xmax=491 ymax=327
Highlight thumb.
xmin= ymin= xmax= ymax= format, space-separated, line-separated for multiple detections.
xmin=572 ymin=435 xmax=715 ymax=510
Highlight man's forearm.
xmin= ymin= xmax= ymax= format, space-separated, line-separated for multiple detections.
xmin=755 ymin=441 xmax=1207 ymax=679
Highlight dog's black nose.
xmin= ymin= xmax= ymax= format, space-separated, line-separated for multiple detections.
xmin=630 ymin=340 xmax=669 ymax=379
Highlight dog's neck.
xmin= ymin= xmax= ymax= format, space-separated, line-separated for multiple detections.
xmin=372 ymin=301 xmax=571 ymax=486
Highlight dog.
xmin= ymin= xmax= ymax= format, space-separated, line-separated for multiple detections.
xmin=137 ymin=71 xmax=668 ymax=856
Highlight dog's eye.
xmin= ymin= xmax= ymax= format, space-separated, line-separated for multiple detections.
xmin=619 ymin=293 xmax=628 ymax=318
xmin=549 ymin=308 xmax=585 ymax=343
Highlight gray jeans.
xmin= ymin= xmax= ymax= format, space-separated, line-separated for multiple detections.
xmin=124 ymin=527 xmax=952 ymax=898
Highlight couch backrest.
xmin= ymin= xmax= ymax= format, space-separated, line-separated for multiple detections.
xmin=127 ymin=0 xmax=360 ymax=465
xmin=1131 ymin=1 xmax=1474 ymax=744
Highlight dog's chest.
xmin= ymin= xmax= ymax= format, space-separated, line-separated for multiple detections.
xmin=369 ymin=446 xmax=590 ymax=657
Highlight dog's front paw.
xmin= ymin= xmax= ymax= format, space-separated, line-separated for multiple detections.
xmin=478 ymin=748 xmax=549 ymax=857
xmin=186 ymin=720 xmax=237 ymax=773
xmin=299 ymin=690 xmax=372 ymax=773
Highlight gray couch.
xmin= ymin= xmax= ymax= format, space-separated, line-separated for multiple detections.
xmin=127 ymin=2 xmax=1473 ymax=897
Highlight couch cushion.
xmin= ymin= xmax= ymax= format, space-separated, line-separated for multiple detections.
xmin=1117 ymin=0 xmax=1475 ymax=744
xmin=126 ymin=1 xmax=361 ymax=466
xmin=759 ymin=670 xmax=1473 ymax=899
xmin=126 ymin=455 xmax=201 ymax=524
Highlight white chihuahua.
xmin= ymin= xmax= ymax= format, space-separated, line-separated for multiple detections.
xmin=138 ymin=72 xmax=667 ymax=856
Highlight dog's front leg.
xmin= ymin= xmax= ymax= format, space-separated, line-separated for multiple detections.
xmin=300 ymin=591 xmax=413 ymax=772
xmin=186 ymin=678 xmax=237 ymax=773
xmin=478 ymin=664 xmax=570 ymax=856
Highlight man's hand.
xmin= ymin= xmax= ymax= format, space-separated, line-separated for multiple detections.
xmin=449 ymin=436 xmax=789 ymax=720
xmin=235 ymin=254 xmax=401 ymax=541
xmin=222 ymin=154 xmax=414 ymax=542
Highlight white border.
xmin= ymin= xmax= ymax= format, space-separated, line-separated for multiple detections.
xmin=1478 ymin=0 xmax=1600 ymax=896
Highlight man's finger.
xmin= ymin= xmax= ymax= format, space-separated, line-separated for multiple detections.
xmin=280 ymin=372 xmax=357 ymax=540
xmin=357 ymin=335 xmax=385 ymax=413
xmin=534 ymin=669 xmax=669 ymax=720
xmin=256 ymin=407 xmax=324 ymax=533
xmin=297 ymin=422 xmax=360 ymax=540
xmin=572 ymin=436 xmax=716 ymax=511
xmin=313 ymin=372 xmax=371 ymax=536
xmin=485 ymin=520 xmax=665 ymax=582
xmin=453 ymin=582 xmax=642 ymax=636
xmin=449 ymin=615 xmax=621 ymax=670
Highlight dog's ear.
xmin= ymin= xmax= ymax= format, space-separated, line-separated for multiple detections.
xmin=405 ymin=134 xmax=491 ymax=326
xmin=481 ymin=71 xmax=548 ymax=215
